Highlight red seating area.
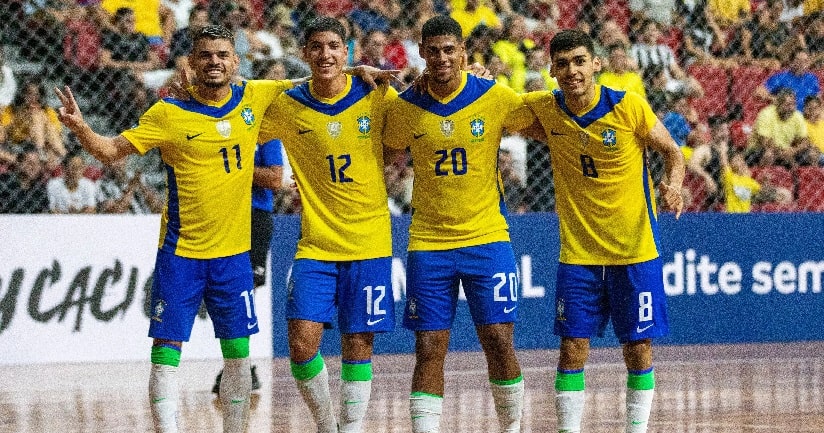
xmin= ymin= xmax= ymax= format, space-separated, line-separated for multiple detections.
xmin=795 ymin=166 xmax=824 ymax=211
xmin=687 ymin=64 xmax=730 ymax=122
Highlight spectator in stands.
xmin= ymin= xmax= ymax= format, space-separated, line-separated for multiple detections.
xmin=0 ymin=46 xmax=16 ymax=110
xmin=254 ymin=6 xmax=298 ymax=64
xmin=162 ymin=0 xmax=195 ymax=31
xmin=492 ymin=14 xmax=535 ymax=94
xmin=62 ymin=1 xmax=109 ymax=99
xmin=0 ymin=77 xmax=67 ymax=172
xmin=745 ymin=0 xmax=791 ymax=69
xmin=629 ymin=0 xmax=676 ymax=28
xmin=662 ymin=92 xmax=698 ymax=147
xmin=723 ymin=151 xmax=794 ymax=212
xmin=525 ymin=48 xmax=557 ymax=91
xmin=0 ymin=148 xmax=49 ymax=214
xmin=511 ymin=0 xmax=560 ymax=38
xmin=451 ymin=0 xmax=502 ymax=38
xmin=99 ymin=7 xmax=161 ymax=130
xmin=802 ymin=94 xmax=824 ymax=164
xmin=167 ymin=4 xmax=209 ymax=71
xmin=755 ymin=47 xmax=821 ymax=111
xmin=677 ymin=0 xmax=732 ymax=68
xmin=630 ymin=19 xmax=704 ymax=97
xmin=220 ymin=2 xmax=266 ymax=79
xmin=96 ymin=156 xmax=163 ymax=213
xmin=804 ymin=11 xmax=824 ymax=67
xmin=357 ymin=29 xmax=398 ymax=71
xmin=707 ymin=0 xmax=752 ymax=29
xmin=747 ymin=88 xmax=814 ymax=167
xmin=101 ymin=0 xmax=174 ymax=47
xmin=598 ymin=43 xmax=647 ymax=98
xmin=348 ymin=0 xmax=398 ymax=34
xmin=499 ymin=148 xmax=527 ymax=214
xmin=642 ymin=64 xmax=674 ymax=116
xmin=47 ymin=152 xmax=98 ymax=214
xmin=687 ymin=116 xmax=730 ymax=209
xmin=465 ymin=24 xmax=497 ymax=67
xmin=594 ymin=19 xmax=632 ymax=62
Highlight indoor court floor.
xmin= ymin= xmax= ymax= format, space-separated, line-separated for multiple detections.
xmin=2 ymin=341 xmax=822 ymax=432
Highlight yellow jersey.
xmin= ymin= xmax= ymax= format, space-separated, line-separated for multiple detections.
xmin=523 ymin=85 xmax=661 ymax=265
xmin=123 ymin=79 xmax=291 ymax=259
xmin=384 ymin=72 xmax=534 ymax=251
xmin=259 ymin=75 xmax=396 ymax=261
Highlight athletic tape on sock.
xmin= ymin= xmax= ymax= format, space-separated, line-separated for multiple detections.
xmin=151 ymin=345 xmax=181 ymax=367
xmin=291 ymin=352 xmax=325 ymax=381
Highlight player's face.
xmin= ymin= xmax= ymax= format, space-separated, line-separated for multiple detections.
xmin=550 ymin=46 xmax=601 ymax=98
xmin=420 ymin=35 xmax=464 ymax=86
xmin=188 ymin=38 xmax=239 ymax=88
xmin=303 ymin=31 xmax=347 ymax=81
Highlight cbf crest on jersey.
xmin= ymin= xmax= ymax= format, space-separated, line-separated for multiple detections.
xmin=469 ymin=115 xmax=485 ymax=143
xmin=601 ymin=128 xmax=618 ymax=151
xmin=240 ymin=106 xmax=255 ymax=125
xmin=357 ymin=114 xmax=371 ymax=138
xmin=216 ymin=120 xmax=232 ymax=138
xmin=440 ymin=119 xmax=455 ymax=137
xmin=327 ymin=121 xmax=342 ymax=138
xmin=151 ymin=300 xmax=166 ymax=323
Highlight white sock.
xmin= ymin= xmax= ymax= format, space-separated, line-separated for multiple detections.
xmin=339 ymin=379 xmax=372 ymax=433
xmin=490 ymin=378 xmax=524 ymax=433
xmin=626 ymin=388 xmax=655 ymax=433
xmin=555 ymin=390 xmax=585 ymax=433
xmin=219 ymin=357 xmax=252 ymax=433
xmin=149 ymin=363 xmax=179 ymax=433
xmin=409 ymin=393 xmax=442 ymax=433
xmin=296 ymin=364 xmax=337 ymax=433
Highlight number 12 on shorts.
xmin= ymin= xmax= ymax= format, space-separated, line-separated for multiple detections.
xmin=363 ymin=285 xmax=387 ymax=316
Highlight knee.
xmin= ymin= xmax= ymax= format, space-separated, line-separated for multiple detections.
xmin=477 ymin=323 xmax=515 ymax=353
xmin=415 ymin=331 xmax=450 ymax=365
xmin=558 ymin=337 xmax=590 ymax=370
xmin=622 ymin=339 xmax=653 ymax=370
xmin=341 ymin=332 xmax=375 ymax=361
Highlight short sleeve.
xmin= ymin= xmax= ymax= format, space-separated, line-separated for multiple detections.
xmin=120 ymin=101 xmax=168 ymax=155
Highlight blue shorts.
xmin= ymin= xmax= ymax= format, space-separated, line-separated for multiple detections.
xmin=148 ymin=250 xmax=258 ymax=341
xmin=553 ymin=259 xmax=669 ymax=344
xmin=286 ymin=258 xmax=394 ymax=334
xmin=403 ymin=242 xmax=519 ymax=331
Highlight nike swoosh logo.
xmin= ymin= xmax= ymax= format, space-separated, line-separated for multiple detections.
xmin=298 ymin=129 xmax=313 ymax=135
xmin=636 ymin=323 xmax=653 ymax=333
xmin=186 ymin=132 xmax=203 ymax=140
xmin=366 ymin=317 xmax=384 ymax=326
xmin=344 ymin=400 xmax=363 ymax=405
xmin=413 ymin=133 xmax=426 ymax=139
xmin=152 ymin=398 xmax=166 ymax=403
xmin=231 ymin=398 xmax=246 ymax=404
xmin=247 ymin=322 xmax=257 ymax=329
xmin=550 ymin=130 xmax=565 ymax=136
xmin=503 ymin=306 xmax=516 ymax=314
xmin=631 ymin=420 xmax=645 ymax=425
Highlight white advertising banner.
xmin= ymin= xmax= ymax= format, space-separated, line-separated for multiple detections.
xmin=0 ymin=215 xmax=273 ymax=365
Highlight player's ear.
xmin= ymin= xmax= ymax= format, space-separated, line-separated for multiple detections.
xmin=592 ymin=55 xmax=602 ymax=73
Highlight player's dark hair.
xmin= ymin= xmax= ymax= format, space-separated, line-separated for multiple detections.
xmin=421 ymin=15 xmax=463 ymax=42
xmin=302 ymin=16 xmax=347 ymax=46
xmin=549 ymin=29 xmax=596 ymax=58
xmin=193 ymin=24 xmax=235 ymax=46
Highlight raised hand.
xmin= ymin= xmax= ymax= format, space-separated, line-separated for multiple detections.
xmin=54 ymin=86 xmax=86 ymax=134
xmin=166 ymin=66 xmax=195 ymax=101
xmin=349 ymin=65 xmax=400 ymax=89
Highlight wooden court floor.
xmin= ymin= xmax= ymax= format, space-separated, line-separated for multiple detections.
xmin=1 ymin=342 xmax=822 ymax=432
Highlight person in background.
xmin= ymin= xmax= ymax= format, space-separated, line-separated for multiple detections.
xmin=0 ymin=147 xmax=49 ymax=213
xmin=96 ymin=156 xmax=164 ymax=213
xmin=47 ymin=152 xmax=98 ymax=214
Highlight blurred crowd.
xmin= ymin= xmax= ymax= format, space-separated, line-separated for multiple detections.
xmin=2 ymin=0 xmax=824 ymax=215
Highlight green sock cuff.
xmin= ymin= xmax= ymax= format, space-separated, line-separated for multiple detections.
xmin=219 ymin=337 xmax=250 ymax=359
xmin=151 ymin=345 xmax=181 ymax=367
xmin=341 ymin=360 xmax=372 ymax=381
xmin=490 ymin=374 xmax=524 ymax=386
xmin=627 ymin=369 xmax=655 ymax=390
xmin=555 ymin=369 xmax=585 ymax=391
xmin=410 ymin=391 xmax=443 ymax=399
xmin=290 ymin=353 xmax=324 ymax=381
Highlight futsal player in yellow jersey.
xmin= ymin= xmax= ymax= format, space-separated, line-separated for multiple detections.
xmin=55 ymin=25 xmax=292 ymax=433
xmin=257 ymin=17 xmax=396 ymax=433
xmin=520 ymin=30 xmax=685 ymax=433
xmin=383 ymin=16 xmax=536 ymax=433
